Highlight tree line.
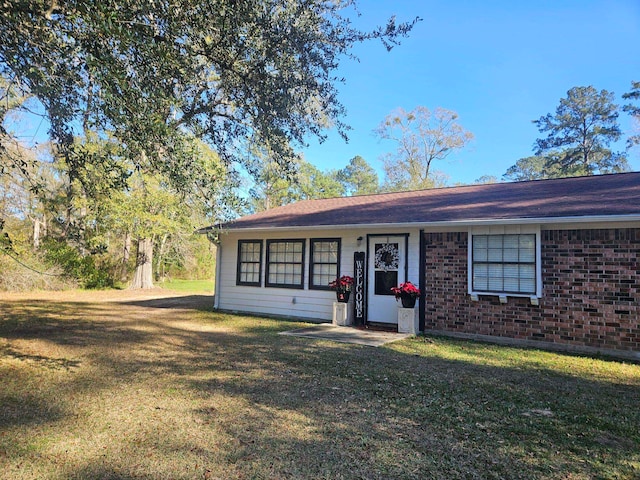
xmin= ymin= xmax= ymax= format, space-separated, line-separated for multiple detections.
xmin=248 ymin=81 xmax=639 ymax=210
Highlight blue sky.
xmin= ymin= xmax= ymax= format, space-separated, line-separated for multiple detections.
xmin=301 ymin=0 xmax=640 ymax=185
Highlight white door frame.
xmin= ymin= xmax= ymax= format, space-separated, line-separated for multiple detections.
xmin=366 ymin=233 xmax=409 ymax=324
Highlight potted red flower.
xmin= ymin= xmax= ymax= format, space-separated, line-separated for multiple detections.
xmin=391 ymin=281 xmax=421 ymax=308
xmin=329 ymin=275 xmax=354 ymax=303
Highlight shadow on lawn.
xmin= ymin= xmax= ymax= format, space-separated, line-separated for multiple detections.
xmin=0 ymin=344 xmax=81 ymax=370
xmin=0 ymin=295 xmax=639 ymax=479
xmin=184 ymin=339 xmax=640 ymax=478
xmin=117 ymin=294 xmax=214 ymax=311
xmin=65 ymin=464 xmax=140 ymax=480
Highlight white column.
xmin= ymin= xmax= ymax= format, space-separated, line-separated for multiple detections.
xmin=332 ymin=302 xmax=351 ymax=326
xmin=397 ymin=307 xmax=418 ymax=334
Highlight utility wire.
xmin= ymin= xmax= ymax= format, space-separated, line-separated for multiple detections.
xmin=0 ymin=248 xmax=65 ymax=276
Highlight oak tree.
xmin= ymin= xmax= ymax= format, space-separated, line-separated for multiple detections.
xmin=1 ymin=1 xmax=416 ymax=287
xmin=0 ymin=1 xmax=417 ymax=195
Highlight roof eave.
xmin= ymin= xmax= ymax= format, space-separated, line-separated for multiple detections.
xmin=209 ymin=214 xmax=640 ymax=233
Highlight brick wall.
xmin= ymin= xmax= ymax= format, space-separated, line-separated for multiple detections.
xmin=423 ymin=229 xmax=640 ymax=355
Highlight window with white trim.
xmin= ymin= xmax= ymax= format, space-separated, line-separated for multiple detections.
xmin=266 ymin=239 xmax=305 ymax=288
xmin=471 ymin=233 xmax=537 ymax=295
xmin=236 ymin=240 xmax=262 ymax=286
xmin=309 ymin=238 xmax=340 ymax=290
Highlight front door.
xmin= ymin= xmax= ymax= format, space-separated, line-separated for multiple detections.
xmin=367 ymin=235 xmax=406 ymax=324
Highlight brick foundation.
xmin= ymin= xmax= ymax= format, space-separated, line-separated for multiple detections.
xmin=423 ymin=229 xmax=640 ymax=356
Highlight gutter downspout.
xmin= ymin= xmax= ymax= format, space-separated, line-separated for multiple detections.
xmin=214 ymin=241 xmax=222 ymax=310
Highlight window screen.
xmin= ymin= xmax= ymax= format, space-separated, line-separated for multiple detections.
xmin=472 ymin=234 xmax=536 ymax=294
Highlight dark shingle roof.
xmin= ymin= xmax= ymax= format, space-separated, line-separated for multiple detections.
xmin=219 ymin=172 xmax=640 ymax=230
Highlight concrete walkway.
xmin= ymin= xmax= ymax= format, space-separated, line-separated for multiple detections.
xmin=279 ymin=324 xmax=412 ymax=347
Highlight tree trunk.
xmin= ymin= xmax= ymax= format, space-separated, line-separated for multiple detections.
xmin=62 ymin=183 xmax=73 ymax=238
xmin=155 ymin=233 xmax=168 ymax=282
xmin=30 ymin=214 xmax=46 ymax=250
xmin=120 ymin=230 xmax=131 ymax=281
xmin=130 ymin=238 xmax=154 ymax=289
xmin=32 ymin=217 xmax=41 ymax=250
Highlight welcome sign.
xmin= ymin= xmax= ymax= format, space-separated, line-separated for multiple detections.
xmin=353 ymin=251 xmax=365 ymax=325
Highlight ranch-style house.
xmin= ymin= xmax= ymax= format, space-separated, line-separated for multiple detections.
xmin=204 ymin=172 xmax=640 ymax=360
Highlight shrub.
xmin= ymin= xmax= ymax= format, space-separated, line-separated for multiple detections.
xmin=41 ymin=238 xmax=115 ymax=289
xmin=0 ymin=253 xmax=76 ymax=291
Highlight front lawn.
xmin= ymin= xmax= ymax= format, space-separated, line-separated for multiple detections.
xmin=158 ymin=278 xmax=214 ymax=292
xmin=0 ymin=290 xmax=638 ymax=479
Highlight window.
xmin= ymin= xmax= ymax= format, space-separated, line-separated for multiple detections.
xmin=373 ymin=242 xmax=400 ymax=295
xmin=266 ymin=240 xmax=305 ymax=288
xmin=310 ymin=238 xmax=340 ymax=290
xmin=471 ymin=233 xmax=537 ymax=295
xmin=236 ymin=240 xmax=262 ymax=286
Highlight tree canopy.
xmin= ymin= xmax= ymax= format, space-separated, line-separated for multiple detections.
xmin=336 ymin=155 xmax=379 ymax=196
xmin=375 ymin=106 xmax=473 ymax=192
xmin=248 ymin=155 xmax=348 ymax=212
xmin=502 ymin=154 xmax=565 ymax=182
xmin=623 ymin=80 xmax=640 ymax=148
xmin=0 ymin=1 xmax=417 ymax=199
xmin=533 ymin=86 xmax=628 ymax=176
xmin=0 ymin=1 xmax=417 ymax=288
xmin=622 ymin=81 xmax=640 ymax=117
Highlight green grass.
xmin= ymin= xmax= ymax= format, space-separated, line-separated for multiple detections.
xmin=158 ymin=278 xmax=214 ymax=292
xmin=0 ymin=291 xmax=639 ymax=479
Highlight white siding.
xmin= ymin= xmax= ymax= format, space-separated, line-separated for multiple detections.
xmin=216 ymin=227 xmax=422 ymax=321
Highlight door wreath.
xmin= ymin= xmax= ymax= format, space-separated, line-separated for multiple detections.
xmin=374 ymin=243 xmax=399 ymax=272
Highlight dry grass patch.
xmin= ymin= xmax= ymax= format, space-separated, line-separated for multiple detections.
xmin=1 ymin=289 xmax=639 ymax=479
